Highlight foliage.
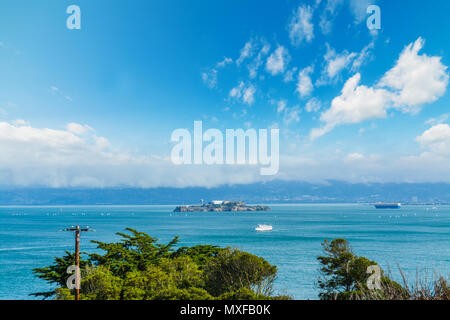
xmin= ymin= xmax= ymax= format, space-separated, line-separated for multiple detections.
xmin=317 ymin=239 xmax=379 ymax=299
xmin=316 ymin=238 xmax=449 ymax=300
xmin=31 ymin=251 xmax=89 ymax=299
xmin=204 ymin=248 xmax=277 ymax=297
xmin=32 ymin=228 xmax=285 ymax=300
xmin=172 ymin=245 xmax=223 ymax=268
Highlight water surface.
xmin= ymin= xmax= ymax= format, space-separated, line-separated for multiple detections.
xmin=1 ymin=204 xmax=449 ymax=299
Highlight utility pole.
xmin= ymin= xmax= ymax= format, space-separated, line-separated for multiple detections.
xmin=64 ymin=225 xmax=93 ymax=300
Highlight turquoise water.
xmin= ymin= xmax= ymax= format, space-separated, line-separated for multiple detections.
xmin=0 ymin=204 xmax=449 ymax=300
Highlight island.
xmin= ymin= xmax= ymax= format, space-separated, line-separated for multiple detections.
xmin=174 ymin=200 xmax=270 ymax=212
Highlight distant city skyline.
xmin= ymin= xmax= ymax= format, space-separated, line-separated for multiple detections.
xmin=0 ymin=0 xmax=449 ymax=188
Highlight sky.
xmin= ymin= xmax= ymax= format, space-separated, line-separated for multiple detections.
xmin=0 ymin=0 xmax=449 ymax=188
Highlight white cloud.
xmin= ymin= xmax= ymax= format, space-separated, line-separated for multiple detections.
xmin=229 ymin=81 xmax=244 ymax=99
xmin=0 ymin=121 xmax=117 ymax=187
xmin=67 ymin=123 xmax=94 ymax=135
xmin=344 ymin=152 xmax=365 ymax=162
xmin=311 ymin=73 xmax=392 ymax=139
xmin=236 ymin=41 xmax=255 ymax=65
xmin=311 ymin=38 xmax=449 ymax=139
xmin=216 ymin=57 xmax=233 ymax=68
xmin=12 ymin=119 xmax=28 ymax=126
xmin=318 ymin=42 xmax=374 ymax=85
xmin=243 ymin=84 xmax=256 ymax=105
xmin=305 ymin=98 xmax=322 ymax=113
xmin=322 ymin=44 xmax=357 ymax=79
xmin=277 ymin=100 xmax=287 ymax=113
xmin=201 ymin=69 xmax=218 ymax=89
xmin=283 ymin=67 xmax=298 ymax=82
xmin=297 ymin=66 xmax=314 ymax=97
xmin=229 ymin=81 xmax=256 ymax=105
xmin=425 ymin=114 xmax=449 ymax=126
xmin=248 ymin=41 xmax=271 ymax=79
xmin=266 ymin=46 xmax=290 ymax=75
xmin=416 ymin=124 xmax=450 ymax=156
xmin=288 ymin=5 xmax=314 ymax=46
xmin=1 ymin=120 xmax=450 ymax=187
xmin=319 ymin=0 xmax=345 ymax=34
xmin=378 ymin=38 xmax=449 ymax=112
xmin=0 ymin=120 xmax=278 ymax=188
xmin=351 ymin=41 xmax=374 ymax=71
xmin=283 ymin=106 xmax=301 ymax=125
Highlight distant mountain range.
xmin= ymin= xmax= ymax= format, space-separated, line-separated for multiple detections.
xmin=1 ymin=180 xmax=449 ymax=205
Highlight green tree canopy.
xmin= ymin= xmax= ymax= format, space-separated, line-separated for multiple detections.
xmin=317 ymin=238 xmax=407 ymax=300
xmin=33 ymin=228 xmax=287 ymax=300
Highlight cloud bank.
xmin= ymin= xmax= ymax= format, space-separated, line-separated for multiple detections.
xmin=1 ymin=119 xmax=450 ymax=188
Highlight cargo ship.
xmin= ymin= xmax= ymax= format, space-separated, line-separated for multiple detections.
xmin=374 ymin=203 xmax=402 ymax=209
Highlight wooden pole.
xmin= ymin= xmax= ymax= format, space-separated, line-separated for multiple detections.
xmin=63 ymin=225 xmax=93 ymax=301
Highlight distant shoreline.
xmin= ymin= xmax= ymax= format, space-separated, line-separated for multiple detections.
xmin=1 ymin=203 xmax=449 ymax=208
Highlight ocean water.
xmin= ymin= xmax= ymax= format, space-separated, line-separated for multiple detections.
xmin=0 ymin=204 xmax=449 ymax=300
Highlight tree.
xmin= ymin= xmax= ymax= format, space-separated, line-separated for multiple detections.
xmin=204 ymin=248 xmax=277 ymax=297
xmin=317 ymin=238 xmax=407 ymax=300
xmin=32 ymin=228 xmax=285 ymax=300
xmin=31 ymin=251 xmax=89 ymax=299
xmin=317 ymin=239 xmax=380 ymax=299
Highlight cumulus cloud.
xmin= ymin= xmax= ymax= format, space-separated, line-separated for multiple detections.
xmin=425 ymin=114 xmax=449 ymax=126
xmin=320 ymin=44 xmax=357 ymax=81
xmin=296 ymin=66 xmax=314 ymax=98
xmin=288 ymin=5 xmax=314 ymax=46
xmin=311 ymin=73 xmax=391 ymax=139
xmin=236 ymin=40 xmax=255 ymax=65
xmin=216 ymin=57 xmax=233 ymax=68
xmin=283 ymin=67 xmax=298 ymax=82
xmin=378 ymin=38 xmax=449 ymax=112
xmin=12 ymin=119 xmax=29 ymax=126
xmin=311 ymin=38 xmax=449 ymax=139
xmin=305 ymin=98 xmax=321 ymax=113
xmin=318 ymin=41 xmax=374 ymax=85
xmin=229 ymin=81 xmax=256 ymax=105
xmin=266 ymin=46 xmax=290 ymax=76
xmin=1 ymin=120 xmax=450 ymax=188
xmin=351 ymin=41 xmax=374 ymax=71
xmin=67 ymin=123 xmax=94 ymax=135
xmin=283 ymin=106 xmax=301 ymax=125
xmin=0 ymin=121 xmax=122 ymax=187
xmin=243 ymin=85 xmax=256 ymax=105
xmin=247 ymin=41 xmax=271 ymax=79
xmin=416 ymin=124 xmax=450 ymax=156
xmin=278 ymin=148 xmax=450 ymax=184
xmin=319 ymin=0 xmax=345 ymax=34
xmin=0 ymin=120 xmax=274 ymax=188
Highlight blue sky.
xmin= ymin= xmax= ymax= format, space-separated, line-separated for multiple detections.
xmin=0 ymin=0 xmax=449 ymax=187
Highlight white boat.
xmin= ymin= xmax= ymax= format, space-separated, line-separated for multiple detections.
xmin=255 ymin=224 xmax=272 ymax=232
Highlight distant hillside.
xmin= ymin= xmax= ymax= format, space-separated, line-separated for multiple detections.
xmin=1 ymin=180 xmax=449 ymax=205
